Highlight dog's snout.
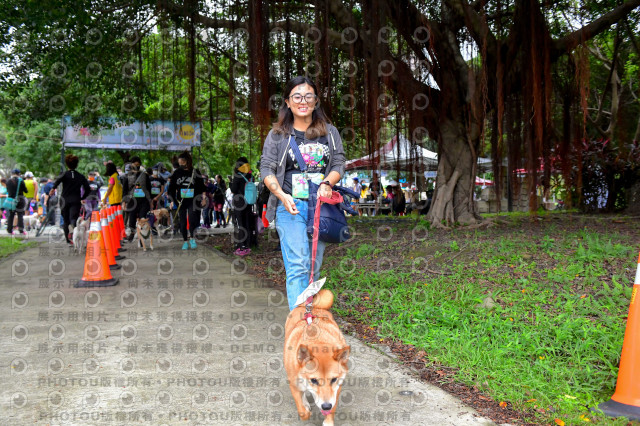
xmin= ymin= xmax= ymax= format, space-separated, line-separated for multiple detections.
xmin=321 ymin=402 xmax=332 ymax=411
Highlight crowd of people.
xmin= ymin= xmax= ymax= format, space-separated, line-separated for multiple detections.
xmin=0 ymin=151 xmax=263 ymax=254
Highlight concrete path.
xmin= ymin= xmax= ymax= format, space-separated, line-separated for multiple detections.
xmin=1 ymin=234 xmax=496 ymax=425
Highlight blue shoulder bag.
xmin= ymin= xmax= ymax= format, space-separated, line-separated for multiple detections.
xmin=288 ymin=136 xmax=358 ymax=243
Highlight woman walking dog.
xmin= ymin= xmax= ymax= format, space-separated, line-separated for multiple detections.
xmin=259 ymin=76 xmax=345 ymax=311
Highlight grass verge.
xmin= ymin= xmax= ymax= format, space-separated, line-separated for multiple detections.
xmin=321 ymin=213 xmax=639 ymax=425
xmin=0 ymin=237 xmax=37 ymax=259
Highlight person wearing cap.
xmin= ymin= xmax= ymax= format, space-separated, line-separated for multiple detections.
xmin=6 ymin=169 xmax=28 ymax=236
xmin=23 ymin=171 xmax=38 ymax=214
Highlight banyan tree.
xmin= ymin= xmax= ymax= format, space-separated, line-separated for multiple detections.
xmin=156 ymin=0 xmax=639 ymax=226
xmin=2 ymin=0 xmax=640 ymax=224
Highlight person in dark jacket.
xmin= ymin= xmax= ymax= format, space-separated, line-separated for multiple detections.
xmin=213 ymin=174 xmax=227 ymax=228
xmin=392 ymin=185 xmax=406 ymax=215
xmin=6 ymin=169 xmax=28 ymax=235
xmin=167 ymin=151 xmax=207 ymax=250
xmin=124 ymin=163 xmax=152 ymax=241
xmin=230 ymin=157 xmax=256 ymax=256
xmin=50 ymin=154 xmax=90 ymax=245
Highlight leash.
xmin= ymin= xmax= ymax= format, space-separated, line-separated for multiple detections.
xmin=304 ymin=188 xmax=344 ymax=325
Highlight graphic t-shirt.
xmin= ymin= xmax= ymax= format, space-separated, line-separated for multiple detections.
xmin=282 ymin=129 xmax=330 ymax=196
xmin=87 ymin=180 xmax=102 ymax=201
xmin=149 ymin=176 xmax=166 ymax=196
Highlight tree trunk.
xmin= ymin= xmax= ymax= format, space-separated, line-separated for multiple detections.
xmin=427 ymin=119 xmax=478 ymax=227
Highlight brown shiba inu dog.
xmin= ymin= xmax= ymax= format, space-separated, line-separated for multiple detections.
xmin=284 ymin=289 xmax=350 ymax=426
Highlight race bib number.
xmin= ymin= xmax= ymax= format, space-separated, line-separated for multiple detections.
xmin=181 ymin=188 xmax=194 ymax=198
xmin=133 ymin=188 xmax=145 ymax=198
xmin=291 ymin=173 xmax=324 ymax=199
xmin=151 ymin=188 xmax=160 ymax=195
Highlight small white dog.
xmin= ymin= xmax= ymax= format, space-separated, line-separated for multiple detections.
xmin=23 ymin=214 xmax=40 ymax=232
xmin=72 ymin=216 xmax=89 ymax=254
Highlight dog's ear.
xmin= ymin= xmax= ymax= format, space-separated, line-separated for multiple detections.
xmin=297 ymin=344 xmax=313 ymax=365
xmin=333 ymin=346 xmax=350 ymax=366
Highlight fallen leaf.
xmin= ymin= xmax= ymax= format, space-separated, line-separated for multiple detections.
xmin=555 ymin=419 xmax=565 ymax=426
xmin=499 ymin=401 xmax=507 ymax=408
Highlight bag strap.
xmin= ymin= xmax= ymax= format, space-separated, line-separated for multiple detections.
xmin=309 ymin=190 xmax=344 ymax=286
xmin=238 ymin=173 xmax=250 ymax=183
xmin=14 ymin=178 xmax=22 ymax=198
xmin=288 ymin=136 xmax=307 ymax=172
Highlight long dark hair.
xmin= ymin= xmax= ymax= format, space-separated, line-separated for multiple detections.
xmin=273 ymin=76 xmax=331 ymax=139
xmin=105 ymin=162 xmax=117 ymax=177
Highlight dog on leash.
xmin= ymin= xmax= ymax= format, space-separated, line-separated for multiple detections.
xmin=284 ymin=290 xmax=350 ymax=426
xmin=23 ymin=213 xmax=40 ymax=232
xmin=72 ymin=215 xmax=89 ymax=253
xmin=152 ymin=208 xmax=169 ymax=225
xmin=136 ymin=217 xmax=154 ymax=251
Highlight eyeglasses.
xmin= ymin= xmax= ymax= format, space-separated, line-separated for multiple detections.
xmin=289 ymin=93 xmax=317 ymax=104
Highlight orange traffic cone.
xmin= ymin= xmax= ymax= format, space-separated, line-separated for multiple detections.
xmin=595 ymin=251 xmax=640 ymax=420
xmin=108 ymin=207 xmax=125 ymax=259
xmin=100 ymin=209 xmax=120 ymax=270
xmin=74 ymin=211 xmax=119 ymax=288
xmin=115 ymin=205 xmax=127 ymax=252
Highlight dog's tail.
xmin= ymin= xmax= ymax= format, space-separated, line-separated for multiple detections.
xmin=313 ymin=289 xmax=334 ymax=310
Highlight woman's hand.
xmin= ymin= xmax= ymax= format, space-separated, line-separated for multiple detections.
xmin=318 ymin=182 xmax=332 ymax=199
xmin=280 ymin=193 xmax=299 ymax=215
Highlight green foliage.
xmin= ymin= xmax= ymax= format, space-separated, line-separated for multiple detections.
xmin=324 ymin=218 xmax=638 ymax=424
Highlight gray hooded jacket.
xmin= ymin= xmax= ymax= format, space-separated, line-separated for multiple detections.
xmin=259 ymin=124 xmax=346 ymax=223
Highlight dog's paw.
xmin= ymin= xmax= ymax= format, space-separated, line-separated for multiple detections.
xmin=143 ymin=248 xmax=147 ymax=252
xmin=322 ymin=420 xmax=334 ymax=426
xmin=149 ymin=245 xmax=154 ymax=250
xmin=298 ymin=409 xmax=311 ymax=421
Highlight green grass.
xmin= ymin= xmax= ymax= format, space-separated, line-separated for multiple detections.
xmin=0 ymin=238 xmax=37 ymax=258
xmin=323 ymin=219 xmax=639 ymax=425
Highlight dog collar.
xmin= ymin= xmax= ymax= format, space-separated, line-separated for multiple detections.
xmin=304 ymin=296 xmax=314 ymax=325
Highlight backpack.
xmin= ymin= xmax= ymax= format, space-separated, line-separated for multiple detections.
xmin=239 ymin=174 xmax=257 ymax=205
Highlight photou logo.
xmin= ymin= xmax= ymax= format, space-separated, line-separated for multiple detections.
xmin=192 ymin=357 xmax=208 ymax=373
xmin=11 ymin=259 xmax=28 ymax=277
xmin=230 ymin=291 xmax=247 ymax=308
xmin=48 ymin=290 xmax=65 ymax=308
xmin=192 ymin=258 xmax=209 ymax=275
xmin=192 ymin=324 xmax=210 ymax=341
xmin=84 ymin=291 xmax=101 ymax=308
xmin=12 ymin=325 xmax=28 ymax=342
xmin=157 ymin=259 xmax=174 ymax=275
xmin=157 ymin=290 xmax=174 ymax=307
xmin=156 ymin=358 xmax=172 ymax=373
xmin=11 ymin=291 xmax=28 ymax=309
xmin=10 ymin=358 xmax=28 ymax=375
xmin=48 ymin=324 xmax=65 ymax=341
xmin=192 ymin=290 xmax=209 ymax=307
xmin=84 ymin=325 xmax=101 ymax=340
xmin=157 ymin=324 xmax=174 ymax=340
xmin=120 ymin=290 xmax=137 ymax=308
xmin=48 ymin=358 xmax=64 ymax=375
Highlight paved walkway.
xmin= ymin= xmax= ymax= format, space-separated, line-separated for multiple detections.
xmin=1 ymin=234 xmax=497 ymax=425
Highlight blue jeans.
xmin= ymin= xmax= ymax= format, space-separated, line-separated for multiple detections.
xmin=276 ymin=198 xmax=326 ymax=311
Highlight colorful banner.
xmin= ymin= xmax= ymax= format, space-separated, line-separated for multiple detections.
xmin=62 ymin=117 xmax=200 ymax=151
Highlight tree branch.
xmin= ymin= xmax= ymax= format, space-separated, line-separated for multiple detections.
xmin=156 ymin=0 xmax=246 ymax=30
xmin=553 ymin=0 xmax=640 ymax=55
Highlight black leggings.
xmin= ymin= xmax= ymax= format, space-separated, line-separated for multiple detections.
xmin=128 ymin=198 xmax=150 ymax=229
xmin=62 ymin=202 xmax=82 ymax=242
xmin=178 ymin=202 xmax=201 ymax=241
